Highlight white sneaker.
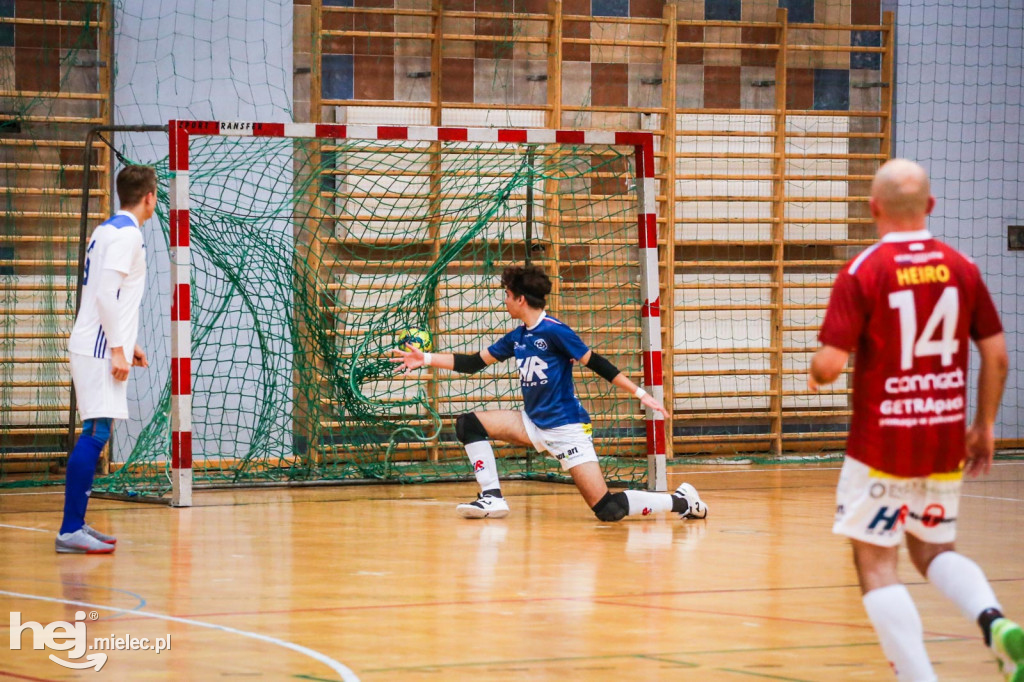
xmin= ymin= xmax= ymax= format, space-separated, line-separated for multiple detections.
xmin=82 ymin=524 xmax=116 ymax=545
xmin=56 ymin=529 xmax=116 ymax=554
xmin=673 ymin=483 xmax=708 ymax=519
xmin=456 ymin=493 xmax=510 ymax=519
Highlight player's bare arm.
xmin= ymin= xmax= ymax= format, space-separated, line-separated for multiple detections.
xmin=965 ymin=332 xmax=1009 ymax=478
xmin=132 ymin=344 xmax=148 ymax=368
xmin=578 ymin=349 xmax=669 ymax=418
xmin=808 ymin=345 xmax=850 ymax=391
xmin=390 ymin=347 xmax=498 ymax=373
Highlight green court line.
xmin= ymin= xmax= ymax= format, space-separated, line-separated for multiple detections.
xmin=631 ymin=654 xmax=699 ymax=668
xmin=294 ymin=675 xmax=339 ymax=682
xmin=360 ymin=639 xmax=920 ymax=674
xmin=717 ymin=669 xmax=813 ymax=682
xmin=361 ymin=652 xmax=656 ymax=673
xmin=362 ymin=650 xmax=714 ymax=674
xmin=360 ymin=636 xmax=968 ymax=675
xmin=685 ymin=636 xmax=962 ymax=657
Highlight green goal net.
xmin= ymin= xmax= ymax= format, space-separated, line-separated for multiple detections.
xmin=94 ymin=133 xmax=653 ymax=498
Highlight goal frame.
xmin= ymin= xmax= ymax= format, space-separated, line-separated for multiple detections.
xmin=167 ymin=119 xmax=666 ymax=507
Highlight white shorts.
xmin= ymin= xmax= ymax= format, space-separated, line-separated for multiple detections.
xmin=832 ymin=456 xmax=962 ymax=547
xmin=521 ymin=411 xmax=599 ymax=471
xmin=70 ymin=352 xmax=129 ymax=421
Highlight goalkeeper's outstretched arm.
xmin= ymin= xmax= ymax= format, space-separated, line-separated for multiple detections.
xmin=390 ymin=347 xmax=499 ymax=373
xmin=579 ymin=350 xmax=670 ymax=418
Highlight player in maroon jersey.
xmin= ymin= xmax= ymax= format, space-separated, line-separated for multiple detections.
xmin=809 ymin=159 xmax=1022 ymax=681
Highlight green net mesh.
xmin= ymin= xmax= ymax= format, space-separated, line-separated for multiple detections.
xmin=93 ymin=136 xmax=650 ymax=497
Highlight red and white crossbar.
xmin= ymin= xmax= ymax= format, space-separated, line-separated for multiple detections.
xmin=166 ymin=120 xmax=666 ymax=506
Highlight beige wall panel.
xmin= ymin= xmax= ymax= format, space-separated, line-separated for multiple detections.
xmin=675 ymin=200 xmax=773 ymax=242
xmin=674 ymin=273 xmax=772 ymax=411
xmin=628 ymin=62 xmax=663 ymax=109
xmin=739 ymin=66 xmax=776 ymax=110
xmin=513 ymin=59 xmax=549 ymax=105
xmin=474 ymin=58 xmax=516 ymax=102
xmin=394 ymin=57 xmax=433 ymax=101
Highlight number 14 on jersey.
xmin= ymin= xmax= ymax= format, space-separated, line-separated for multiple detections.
xmin=888 ymin=286 xmax=961 ymax=371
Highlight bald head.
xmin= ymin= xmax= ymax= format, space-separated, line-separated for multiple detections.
xmin=870 ymin=159 xmax=934 ymax=228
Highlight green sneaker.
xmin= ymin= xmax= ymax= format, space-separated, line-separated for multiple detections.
xmin=992 ymin=618 xmax=1024 ymax=682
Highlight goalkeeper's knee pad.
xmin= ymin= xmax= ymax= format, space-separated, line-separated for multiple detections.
xmin=455 ymin=412 xmax=488 ymax=445
xmin=592 ymin=491 xmax=628 ymax=522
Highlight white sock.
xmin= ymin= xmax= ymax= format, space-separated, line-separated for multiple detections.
xmin=926 ymin=551 xmax=1001 ymax=622
xmin=465 ymin=441 xmax=500 ymax=493
xmin=622 ymin=490 xmax=673 ymax=517
xmin=862 ymin=584 xmax=936 ymax=681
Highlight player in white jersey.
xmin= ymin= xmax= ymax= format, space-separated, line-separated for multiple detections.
xmin=56 ymin=166 xmax=158 ymax=554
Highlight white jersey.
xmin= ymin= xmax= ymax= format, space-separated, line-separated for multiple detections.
xmin=68 ymin=211 xmax=147 ymax=359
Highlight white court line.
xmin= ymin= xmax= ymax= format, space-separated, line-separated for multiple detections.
xmin=0 ymin=523 xmax=51 ymax=533
xmin=0 ymin=490 xmax=64 ymax=496
xmin=962 ymin=494 xmax=1024 ymax=504
xmin=0 ymin=590 xmax=361 ymax=682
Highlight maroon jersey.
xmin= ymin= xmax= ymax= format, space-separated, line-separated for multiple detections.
xmin=819 ymin=229 xmax=1003 ymax=476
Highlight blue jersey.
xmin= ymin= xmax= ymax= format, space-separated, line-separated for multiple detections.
xmin=487 ymin=313 xmax=590 ymax=429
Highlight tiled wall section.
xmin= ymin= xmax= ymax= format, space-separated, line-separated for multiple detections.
xmin=309 ymin=0 xmax=883 ymax=114
xmin=0 ymin=1 xmax=12 ymax=47
xmin=7 ymin=0 xmax=100 ymax=92
xmin=0 ymin=1 xmax=102 ymax=118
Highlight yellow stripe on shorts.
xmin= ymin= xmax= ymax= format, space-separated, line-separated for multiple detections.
xmin=868 ymin=466 xmax=964 ymax=482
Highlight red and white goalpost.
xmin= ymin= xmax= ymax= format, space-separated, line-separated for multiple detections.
xmin=166 ymin=120 xmax=667 ymax=507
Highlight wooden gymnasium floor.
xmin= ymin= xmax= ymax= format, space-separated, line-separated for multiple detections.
xmin=1 ymin=461 xmax=1022 ymax=681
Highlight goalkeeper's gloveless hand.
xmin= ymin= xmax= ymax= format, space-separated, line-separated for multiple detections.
xmin=639 ymin=392 xmax=669 ymax=418
xmin=389 ymin=345 xmax=426 ymax=373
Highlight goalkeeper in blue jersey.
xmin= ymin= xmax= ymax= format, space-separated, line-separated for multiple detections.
xmin=391 ymin=265 xmax=708 ymax=522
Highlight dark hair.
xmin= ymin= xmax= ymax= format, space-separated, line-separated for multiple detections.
xmin=501 ymin=265 xmax=551 ymax=309
xmin=116 ymin=165 xmax=157 ymax=208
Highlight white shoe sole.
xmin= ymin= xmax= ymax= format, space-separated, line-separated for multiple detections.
xmin=55 ymin=543 xmax=115 ymax=554
xmin=456 ymin=504 xmax=510 ymax=519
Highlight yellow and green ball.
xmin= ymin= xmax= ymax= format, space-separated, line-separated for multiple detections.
xmin=394 ymin=327 xmax=433 ymax=352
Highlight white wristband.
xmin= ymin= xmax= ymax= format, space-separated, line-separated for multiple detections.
xmin=422 ymin=352 xmax=433 ymax=367
xmin=634 ymin=387 xmax=647 ymax=400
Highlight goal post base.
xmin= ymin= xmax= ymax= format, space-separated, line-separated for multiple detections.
xmin=647 ymin=454 xmax=667 ymax=492
xmin=171 ymin=468 xmax=193 ymax=507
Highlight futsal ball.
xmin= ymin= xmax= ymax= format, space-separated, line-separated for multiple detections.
xmin=394 ymin=327 xmax=433 ymax=352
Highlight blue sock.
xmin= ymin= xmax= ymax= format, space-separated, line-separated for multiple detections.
xmin=60 ymin=418 xmax=111 ymax=535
